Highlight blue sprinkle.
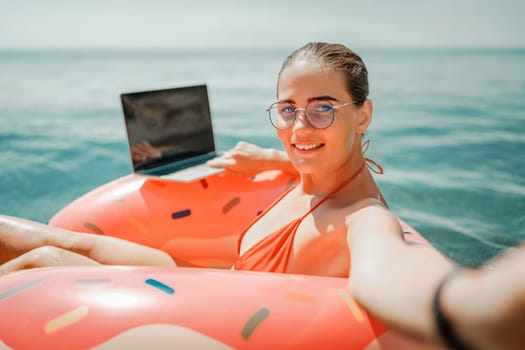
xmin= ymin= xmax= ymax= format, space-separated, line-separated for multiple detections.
xmin=145 ymin=279 xmax=175 ymax=295
xmin=0 ymin=278 xmax=44 ymax=300
xmin=171 ymin=209 xmax=191 ymax=219
xmin=403 ymin=231 xmax=412 ymax=235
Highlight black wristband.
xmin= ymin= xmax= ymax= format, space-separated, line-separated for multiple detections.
xmin=433 ymin=268 xmax=476 ymax=350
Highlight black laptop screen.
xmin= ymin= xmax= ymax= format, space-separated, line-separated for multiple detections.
xmin=121 ymin=85 xmax=216 ymax=172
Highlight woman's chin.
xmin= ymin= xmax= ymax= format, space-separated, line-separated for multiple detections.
xmin=291 ymin=159 xmax=318 ymax=174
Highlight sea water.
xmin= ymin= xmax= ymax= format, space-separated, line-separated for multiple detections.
xmin=1 ymin=48 xmax=524 ymax=266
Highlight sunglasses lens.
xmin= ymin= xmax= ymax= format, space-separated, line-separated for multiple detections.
xmin=269 ymin=103 xmax=295 ymax=129
xmin=306 ymin=102 xmax=335 ymax=129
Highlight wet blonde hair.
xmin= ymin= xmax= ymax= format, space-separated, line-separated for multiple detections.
xmin=278 ymin=42 xmax=369 ymax=105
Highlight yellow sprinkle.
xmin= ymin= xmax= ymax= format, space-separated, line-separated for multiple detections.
xmin=45 ymin=305 xmax=89 ymax=334
xmin=337 ymin=289 xmax=365 ymax=323
xmin=127 ymin=217 xmax=148 ymax=234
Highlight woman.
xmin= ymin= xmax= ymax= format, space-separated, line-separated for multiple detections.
xmin=2 ymin=42 xmax=396 ymax=276
xmin=1 ymin=43 xmax=522 ymax=349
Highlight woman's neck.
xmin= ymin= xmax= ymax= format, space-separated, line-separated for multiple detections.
xmin=299 ymin=153 xmax=367 ymax=197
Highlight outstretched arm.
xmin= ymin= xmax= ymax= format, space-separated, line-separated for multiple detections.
xmin=347 ymin=202 xmax=525 ymax=350
xmin=0 ymin=215 xmax=175 ymax=275
xmin=346 ymin=201 xmax=452 ymax=344
xmin=207 ymin=141 xmax=298 ymax=176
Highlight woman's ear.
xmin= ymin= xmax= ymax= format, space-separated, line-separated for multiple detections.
xmin=356 ymin=99 xmax=373 ymax=134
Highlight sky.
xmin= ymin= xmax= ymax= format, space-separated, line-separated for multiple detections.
xmin=1 ymin=0 xmax=524 ymax=49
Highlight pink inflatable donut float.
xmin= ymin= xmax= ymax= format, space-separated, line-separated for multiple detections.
xmin=49 ymin=171 xmax=298 ymax=268
xmin=0 ymin=171 xmax=441 ymax=349
xmin=0 ymin=265 xmax=438 ymax=349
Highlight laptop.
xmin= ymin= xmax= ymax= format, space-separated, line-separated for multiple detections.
xmin=121 ymin=84 xmax=224 ymax=182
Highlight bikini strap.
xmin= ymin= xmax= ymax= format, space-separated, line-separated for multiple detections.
xmin=361 ymin=139 xmax=384 ymax=175
xmin=364 ymin=157 xmax=384 ymax=174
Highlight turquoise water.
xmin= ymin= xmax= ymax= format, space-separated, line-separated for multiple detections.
xmin=1 ymin=48 xmax=524 ymax=267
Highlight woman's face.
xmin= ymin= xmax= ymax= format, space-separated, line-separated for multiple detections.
xmin=276 ymin=60 xmax=366 ymax=175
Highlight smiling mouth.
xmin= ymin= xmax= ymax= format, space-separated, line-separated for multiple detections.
xmin=293 ymin=143 xmax=324 ymax=151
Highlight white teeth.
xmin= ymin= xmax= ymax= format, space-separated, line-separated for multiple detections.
xmin=295 ymin=144 xmax=322 ymax=151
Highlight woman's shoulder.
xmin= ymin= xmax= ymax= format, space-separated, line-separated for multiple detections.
xmin=347 ymin=197 xmax=388 ymax=213
xmin=344 ymin=197 xmax=400 ymax=231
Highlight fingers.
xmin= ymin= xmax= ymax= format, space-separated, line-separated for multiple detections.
xmin=206 ymin=142 xmax=271 ymax=175
xmin=0 ymin=215 xmax=52 ymax=263
xmin=233 ymin=141 xmax=260 ymax=154
xmin=233 ymin=141 xmax=251 ymax=151
xmin=206 ymin=153 xmax=254 ymax=176
xmin=0 ymin=246 xmax=100 ymax=275
xmin=206 ymin=157 xmax=237 ymax=168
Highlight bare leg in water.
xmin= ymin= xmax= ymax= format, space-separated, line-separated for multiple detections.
xmin=0 ymin=215 xmax=175 ymax=275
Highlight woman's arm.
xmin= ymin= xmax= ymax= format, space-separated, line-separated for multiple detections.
xmin=345 ymin=202 xmax=452 ymax=344
xmin=0 ymin=215 xmax=175 ymax=274
xmin=346 ymin=203 xmax=525 ymax=350
xmin=207 ymin=141 xmax=298 ymax=176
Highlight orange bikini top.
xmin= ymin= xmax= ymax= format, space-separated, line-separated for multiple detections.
xmin=233 ymin=158 xmax=383 ymax=273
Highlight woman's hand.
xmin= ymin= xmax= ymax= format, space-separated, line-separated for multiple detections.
xmin=0 ymin=246 xmax=100 ymax=276
xmin=207 ymin=141 xmax=297 ymax=176
xmin=441 ymin=245 xmax=525 ymax=350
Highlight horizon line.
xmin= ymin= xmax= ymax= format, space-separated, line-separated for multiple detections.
xmin=1 ymin=44 xmax=525 ymax=52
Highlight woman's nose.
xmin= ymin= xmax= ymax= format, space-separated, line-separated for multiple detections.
xmin=291 ymin=110 xmax=312 ymax=131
